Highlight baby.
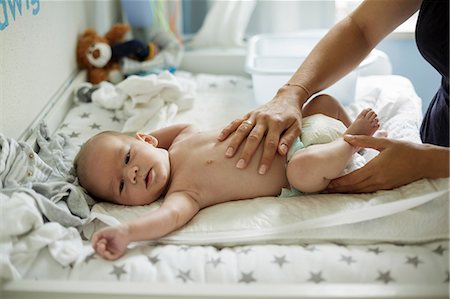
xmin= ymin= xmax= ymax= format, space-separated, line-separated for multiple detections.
xmin=74 ymin=94 xmax=380 ymax=260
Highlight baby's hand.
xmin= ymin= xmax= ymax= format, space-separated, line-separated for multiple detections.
xmin=91 ymin=224 xmax=131 ymax=260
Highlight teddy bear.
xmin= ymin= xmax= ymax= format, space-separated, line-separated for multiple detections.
xmin=76 ymin=23 xmax=159 ymax=84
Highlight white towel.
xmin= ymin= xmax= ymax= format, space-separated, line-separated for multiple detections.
xmin=0 ymin=192 xmax=82 ymax=280
xmin=92 ymin=71 xmax=196 ymax=133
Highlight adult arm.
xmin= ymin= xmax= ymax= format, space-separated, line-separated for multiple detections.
xmin=327 ymin=135 xmax=449 ymax=193
xmin=218 ymin=0 xmax=422 ymax=174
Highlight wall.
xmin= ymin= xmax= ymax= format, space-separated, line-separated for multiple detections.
xmin=377 ymin=35 xmax=440 ymax=114
xmin=0 ymin=0 xmax=121 ymax=140
xmin=246 ymin=0 xmax=335 ymax=35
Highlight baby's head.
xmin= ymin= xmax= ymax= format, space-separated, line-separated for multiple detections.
xmin=74 ymin=131 xmax=170 ymax=206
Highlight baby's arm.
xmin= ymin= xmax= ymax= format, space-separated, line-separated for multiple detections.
xmin=150 ymin=124 xmax=196 ymax=149
xmin=92 ymin=191 xmax=200 ymax=260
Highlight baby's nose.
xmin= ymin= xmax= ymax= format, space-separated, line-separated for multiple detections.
xmin=127 ymin=165 xmax=139 ymax=184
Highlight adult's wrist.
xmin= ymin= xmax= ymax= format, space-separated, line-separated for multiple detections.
xmin=276 ymin=83 xmax=310 ymax=107
xmin=420 ymin=144 xmax=450 ymax=179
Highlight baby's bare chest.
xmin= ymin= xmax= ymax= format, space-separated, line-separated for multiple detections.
xmin=168 ymin=132 xmax=289 ymax=207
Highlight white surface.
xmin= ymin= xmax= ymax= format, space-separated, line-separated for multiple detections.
xmin=180 ymin=47 xmax=248 ymax=76
xmin=246 ymin=32 xmax=392 ymax=105
xmin=189 ymin=0 xmax=256 ymax=48
xmin=3 ymin=281 xmax=448 ymax=299
xmin=80 ymin=75 xmax=447 ymax=246
xmin=3 ymin=72 xmax=448 ymax=299
xmin=5 ymin=75 xmax=448 ymax=298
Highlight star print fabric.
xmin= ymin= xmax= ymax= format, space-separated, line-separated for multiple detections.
xmin=27 ymin=241 xmax=448 ymax=285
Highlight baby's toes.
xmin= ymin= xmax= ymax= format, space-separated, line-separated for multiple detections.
xmin=359 ymin=108 xmax=371 ymax=118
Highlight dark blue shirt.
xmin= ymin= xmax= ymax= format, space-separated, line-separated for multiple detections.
xmin=416 ymin=0 xmax=449 ymax=147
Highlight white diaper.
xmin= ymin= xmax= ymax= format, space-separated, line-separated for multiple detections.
xmin=300 ymin=114 xmax=347 ymax=147
xmin=281 ymin=114 xmax=365 ymax=197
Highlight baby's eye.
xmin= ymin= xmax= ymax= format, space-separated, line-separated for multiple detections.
xmin=124 ymin=151 xmax=130 ymax=164
xmin=119 ymin=179 xmax=125 ymax=193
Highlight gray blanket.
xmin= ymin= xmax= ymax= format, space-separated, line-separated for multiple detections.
xmin=0 ymin=123 xmax=94 ymax=227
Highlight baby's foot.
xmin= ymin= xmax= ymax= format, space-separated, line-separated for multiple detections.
xmin=345 ymin=108 xmax=380 ymax=136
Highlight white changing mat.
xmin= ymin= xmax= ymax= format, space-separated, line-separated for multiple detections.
xmin=74 ymin=73 xmax=449 ymax=246
xmin=83 ymin=178 xmax=448 ymax=245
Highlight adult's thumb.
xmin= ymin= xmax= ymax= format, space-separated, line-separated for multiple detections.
xmin=343 ymin=134 xmax=385 ymax=151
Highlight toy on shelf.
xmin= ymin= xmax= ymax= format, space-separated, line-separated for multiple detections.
xmin=76 ymin=23 xmax=160 ymax=84
xmin=76 ymin=23 xmax=183 ymax=84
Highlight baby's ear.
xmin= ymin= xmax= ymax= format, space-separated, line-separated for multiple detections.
xmin=135 ymin=133 xmax=158 ymax=147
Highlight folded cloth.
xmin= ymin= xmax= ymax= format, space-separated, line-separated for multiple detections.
xmin=92 ymin=71 xmax=196 ymax=133
xmin=0 ymin=123 xmax=94 ymax=226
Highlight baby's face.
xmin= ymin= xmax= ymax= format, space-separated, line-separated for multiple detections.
xmin=83 ymin=133 xmax=170 ymax=205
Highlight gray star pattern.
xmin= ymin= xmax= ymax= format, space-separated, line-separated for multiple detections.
xmin=340 ymin=255 xmax=356 ymax=265
xmin=89 ymin=123 xmax=101 ymax=130
xmin=109 ymin=264 xmax=127 ymax=280
xmin=147 ymin=255 xmax=160 ymax=265
xmin=60 ymin=123 xmax=68 ymax=129
xmin=405 ymin=256 xmax=423 ymax=268
xmin=368 ymin=247 xmax=383 ymax=255
xmin=239 ymin=271 xmax=256 ymax=284
xmin=308 ymin=271 xmax=325 ymax=284
xmin=69 ymin=131 xmax=80 ymax=138
xmin=84 ymin=253 xmax=96 ymax=263
xmin=272 ymin=255 xmax=289 ymax=268
xmin=111 ymin=115 xmax=121 ymax=123
xmin=178 ymin=246 xmax=190 ymax=252
xmin=445 ymin=271 xmax=449 ymax=283
xmin=207 ymin=257 xmax=223 ymax=268
xmin=176 ymin=269 xmax=193 ymax=283
xmin=376 ymin=270 xmax=395 ymax=284
xmin=80 ymin=112 xmax=90 ymax=118
xmin=433 ymin=245 xmax=446 ymax=256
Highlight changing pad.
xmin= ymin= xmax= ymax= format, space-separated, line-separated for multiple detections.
xmin=62 ymin=73 xmax=449 ymax=246
xmin=82 ymin=178 xmax=449 ymax=245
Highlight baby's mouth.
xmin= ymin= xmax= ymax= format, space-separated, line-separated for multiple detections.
xmin=146 ymin=169 xmax=153 ymax=187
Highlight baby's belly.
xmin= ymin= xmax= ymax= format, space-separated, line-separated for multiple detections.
xmin=185 ymin=139 xmax=289 ymax=206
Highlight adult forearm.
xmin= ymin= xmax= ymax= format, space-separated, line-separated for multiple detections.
xmin=288 ymin=16 xmax=373 ymax=99
xmin=421 ymin=145 xmax=450 ymax=179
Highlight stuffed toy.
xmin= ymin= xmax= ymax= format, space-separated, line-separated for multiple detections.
xmin=76 ymin=23 xmax=159 ymax=84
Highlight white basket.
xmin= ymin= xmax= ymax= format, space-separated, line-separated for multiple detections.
xmin=246 ymin=31 xmax=391 ymax=105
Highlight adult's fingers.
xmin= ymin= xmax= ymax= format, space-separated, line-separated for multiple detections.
xmin=344 ymin=135 xmax=387 ymax=151
xmin=278 ymin=122 xmax=302 ymax=156
xmin=255 ymin=128 xmax=281 ymax=174
xmin=226 ymin=117 xmax=261 ymax=160
xmin=328 ymin=175 xmax=376 ymax=193
xmin=236 ymin=123 xmax=268 ymax=170
xmin=327 ymin=161 xmax=375 ymax=192
xmin=255 ymin=122 xmax=300 ymax=174
xmin=217 ymin=117 xmax=247 ymax=142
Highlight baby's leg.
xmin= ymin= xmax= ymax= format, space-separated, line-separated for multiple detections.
xmin=286 ymin=108 xmax=379 ymax=193
xmin=302 ymin=94 xmax=352 ymax=127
